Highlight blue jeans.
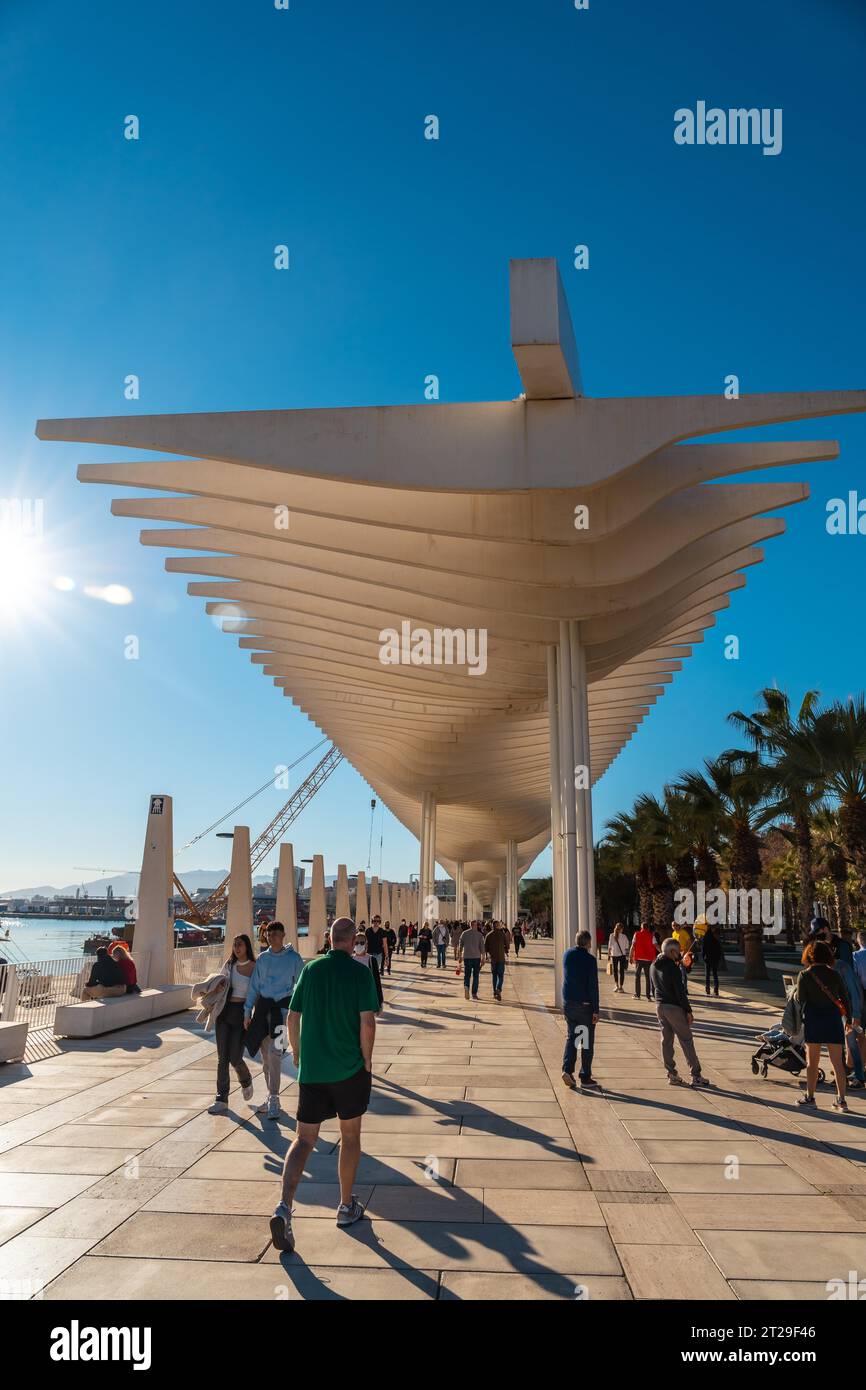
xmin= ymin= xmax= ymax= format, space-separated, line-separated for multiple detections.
xmin=490 ymin=960 xmax=505 ymax=994
xmin=562 ymin=1002 xmax=595 ymax=1081
xmin=463 ymin=958 xmax=481 ymax=996
xmin=436 ymin=943 xmax=447 ymax=968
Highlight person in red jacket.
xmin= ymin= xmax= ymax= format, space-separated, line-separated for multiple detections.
xmin=629 ymin=923 xmax=656 ymax=1001
xmin=109 ymin=942 xmax=140 ymax=994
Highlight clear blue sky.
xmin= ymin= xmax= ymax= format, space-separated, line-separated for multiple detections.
xmin=1 ymin=0 xmax=864 ymax=892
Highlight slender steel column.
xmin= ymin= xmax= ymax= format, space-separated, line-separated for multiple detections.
xmin=455 ymin=861 xmax=465 ymax=922
xmin=547 ymin=645 xmax=565 ymax=1002
xmin=557 ymin=622 xmax=579 ymax=970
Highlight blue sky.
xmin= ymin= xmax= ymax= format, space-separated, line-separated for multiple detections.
xmin=1 ymin=0 xmax=864 ymax=892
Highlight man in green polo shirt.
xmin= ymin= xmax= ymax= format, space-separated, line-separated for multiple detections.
xmin=269 ymin=916 xmax=378 ymax=1253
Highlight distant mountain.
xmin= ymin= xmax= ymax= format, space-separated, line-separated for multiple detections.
xmin=1 ymin=870 xmax=278 ymax=900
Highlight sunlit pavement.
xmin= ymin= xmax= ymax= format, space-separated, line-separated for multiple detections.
xmin=2 ymin=942 xmax=866 ymax=1300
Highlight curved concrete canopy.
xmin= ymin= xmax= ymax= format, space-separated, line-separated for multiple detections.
xmin=37 ymin=259 xmax=866 ymax=902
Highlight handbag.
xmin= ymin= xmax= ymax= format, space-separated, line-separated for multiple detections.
xmin=810 ymin=968 xmax=849 ymax=1020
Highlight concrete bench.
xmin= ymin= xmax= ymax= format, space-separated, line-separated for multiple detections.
xmin=53 ymin=984 xmax=193 ymax=1039
xmin=0 ymin=1020 xmax=27 ymax=1062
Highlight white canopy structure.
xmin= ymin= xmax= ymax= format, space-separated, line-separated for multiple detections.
xmin=38 ymin=259 xmax=866 ymax=997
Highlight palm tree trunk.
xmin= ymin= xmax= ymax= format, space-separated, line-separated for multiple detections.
xmin=742 ymin=925 xmax=769 ymax=981
xmin=793 ymin=813 xmax=815 ymax=936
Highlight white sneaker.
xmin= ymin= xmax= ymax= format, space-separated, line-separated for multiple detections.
xmin=267 ymin=1095 xmax=281 ymax=1120
xmin=242 ymin=1082 xmax=254 ymax=1102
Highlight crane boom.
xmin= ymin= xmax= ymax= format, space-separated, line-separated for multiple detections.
xmin=173 ymin=744 xmax=344 ymax=925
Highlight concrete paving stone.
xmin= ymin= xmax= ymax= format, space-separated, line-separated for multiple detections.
xmin=44 ymin=1255 xmax=439 ymax=1300
xmin=699 ymin=1228 xmax=866 ymax=1282
xmin=0 ymin=1146 xmax=139 ymax=1176
xmin=79 ymin=1105 xmax=203 ymax=1127
xmin=364 ymin=1185 xmax=485 ymax=1222
xmin=455 ymin=1159 xmax=588 ymax=1190
xmin=584 ymin=1168 xmax=666 ymax=1193
xmin=482 ymin=1190 xmax=604 ymax=1226
xmin=117 ymin=1092 xmax=215 ymax=1108
xmin=618 ymin=1241 xmax=737 ymax=1300
xmin=0 ymin=1172 xmax=100 ymax=1207
xmin=0 ymin=1086 xmax=83 ymax=1105
xmin=26 ymin=1197 xmax=142 ymax=1242
xmin=187 ymin=1150 xmax=457 ymax=1186
xmin=730 ymin=1279 xmax=847 ymax=1299
xmin=260 ymin=1217 xmax=622 ymax=1275
xmin=0 ymin=1235 xmax=95 ymax=1293
xmin=673 ymin=1194 xmax=866 ymax=1231
xmin=355 ymin=1133 xmax=576 ymax=1160
xmin=459 ymin=1117 xmax=570 ymax=1139
xmin=599 ymin=1201 xmax=699 ymax=1245
xmin=592 ymin=1192 xmax=673 ymax=1204
xmin=92 ymin=1210 xmax=273 ymax=1262
xmin=136 ymin=1140 xmax=220 ymax=1169
xmin=327 ymin=1113 xmax=462 ymax=1133
xmin=439 ymin=1272 xmax=632 ymax=1299
xmin=648 ymin=1163 xmax=816 ymax=1194
xmin=636 ymin=1140 xmax=779 ymax=1165
xmin=465 ymin=1087 xmax=556 ymax=1101
xmin=0 ymin=1102 xmax=45 ymax=1122
xmin=28 ymin=1123 xmax=174 ymax=1149
xmin=82 ymin=1167 xmax=186 ymax=1205
xmin=623 ymin=1120 xmax=748 ymax=1140
xmin=0 ymin=1207 xmax=50 ymax=1245
xmin=215 ymin=1127 xmax=336 ymax=1156
xmin=144 ymin=1178 xmax=374 ymax=1218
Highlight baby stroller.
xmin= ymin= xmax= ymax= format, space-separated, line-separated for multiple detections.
xmin=750 ymin=990 xmax=826 ymax=1084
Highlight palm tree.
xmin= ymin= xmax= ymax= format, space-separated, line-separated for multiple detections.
xmin=673 ymin=751 xmax=772 ymax=980
xmin=633 ymin=793 xmax=675 ymax=929
xmin=603 ymin=810 xmax=652 ymax=925
xmin=728 ymin=688 xmax=823 ymax=937
xmin=812 ymin=806 xmax=851 ymax=934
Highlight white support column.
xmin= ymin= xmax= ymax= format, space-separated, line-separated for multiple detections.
xmin=547 ymin=647 xmax=565 ymax=1002
xmin=335 ymin=864 xmax=351 ymax=919
xmin=455 ymin=861 xmax=465 ymax=922
xmin=557 ymin=622 xmax=579 ymax=971
xmin=275 ymin=841 xmax=299 ymax=950
xmin=355 ymin=870 xmax=369 ymax=927
xmin=135 ymin=793 xmax=174 ymax=988
xmin=306 ymin=854 xmax=326 ymax=957
xmin=370 ymin=876 xmax=381 ymax=921
xmin=569 ymin=622 xmax=596 ymax=953
xmin=226 ymin=825 xmax=252 ymax=941
xmin=505 ymin=839 xmax=518 ymax=928
xmin=580 ymin=640 xmax=598 ymax=951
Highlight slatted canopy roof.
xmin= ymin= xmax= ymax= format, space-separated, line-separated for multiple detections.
xmin=37 ymin=260 xmax=866 ymax=904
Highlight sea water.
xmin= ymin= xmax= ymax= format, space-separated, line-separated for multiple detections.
xmin=0 ymin=917 xmax=124 ymax=962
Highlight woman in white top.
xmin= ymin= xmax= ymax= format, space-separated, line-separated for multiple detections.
xmin=353 ymin=931 xmax=384 ymax=1012
xmin=209 ymin=934 xmax=257 ymax=1114
xmin=607 ymin=921 xmax=630 ymax=994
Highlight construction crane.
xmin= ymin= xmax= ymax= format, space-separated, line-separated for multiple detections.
xmin=173 ymin=744 xmax=344 ymax=924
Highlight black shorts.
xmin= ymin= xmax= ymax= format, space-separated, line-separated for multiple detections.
xmin=297 ymin=1065 xmax=372 ymax=1125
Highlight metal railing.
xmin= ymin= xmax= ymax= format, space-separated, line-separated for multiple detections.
xmin=172 ymin=943 xmax=226 ymax=985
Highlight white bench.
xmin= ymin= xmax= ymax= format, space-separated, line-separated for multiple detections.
xmin=53 ymin=984 xmax=193 ymax=1039
xmin=0 ymin=1020 xmax=27 ymax=1062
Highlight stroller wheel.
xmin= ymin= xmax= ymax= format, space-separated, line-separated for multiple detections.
xmin=761 ymin=1063 xmax=768 ymax=1077
xmin=751 ymin=1060 xmax=759 ymax=1075
xmin=817 ymin=1068 xmax=826 ymax=1085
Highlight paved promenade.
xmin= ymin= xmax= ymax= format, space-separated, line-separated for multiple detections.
xmin=2 ymin=942 xmax=866 ymax=1300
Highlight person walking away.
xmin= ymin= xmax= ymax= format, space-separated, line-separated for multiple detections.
xmin=383 ymin=921 xmax=396 ymax=973
xmin=352 ymin=931 xmax=383 ymax=1011
xmin=651 ymin=938 xmax=711 ymax=1088
xmin=485 ymin=920 xmax=511 ymax=1002
xmin=432 ymin=920 xmax=449 ymax=968
xmin=795 ymin=940 xmax=852 ymax=1112
xmin=854 ymin=930 xmax=866 ymax=1073
xmin=607 ymin=922 xmax=629 ymax=993
xmin=198 ymin=934 xmax=257 ymax=1114
xmin=397 ymin=920 xmax=408 ymax=955
xmin=561 ymin=930 xmax=600 ymax=1090
xmin=82 ymin=946 xmax=126 ymax=1000
xmin=417 ymin=922 xmax=433 ymax=966
xmin=630 ymin=922 xmax=656 ymax=1000
xmin=512 ymin=922 xmax=525 ymax=958
xmin=450 ymin=921 xmax=461 ymax=961
xmin=270 ymin=917 xmax=378 ymax=1252
xmin=834 ymin=950 xmax=866 ymax=1089
xmin=702 ymin=925 xmax=722 ymax=997
xmin=458 ymin=920 xmax=486 ymax=1000
xmin=365 ymin=916 xmax=387 ymax=976
xmin=244 ymin=921 xmax=304 ymax=1120
xmin=109 ymin=942 xmax=140 ymax=994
